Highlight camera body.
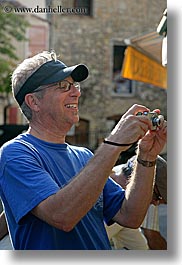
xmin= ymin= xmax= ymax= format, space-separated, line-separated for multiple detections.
xmin=136 ymin=111 xmax=164 ymax=130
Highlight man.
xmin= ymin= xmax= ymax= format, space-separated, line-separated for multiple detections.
xmin=108 ymin=155 xmax=167 ymax=250
xmin=0 ymin=51 xmax=167 ymax=250
xmin=106 ymin=164 xmax=149 ymax=250
xmin=141 ymin=156 xmax=167 ymax=250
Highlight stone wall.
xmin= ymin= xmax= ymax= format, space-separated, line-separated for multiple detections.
xmin=50 ymin=0 xmax=167 ymax=149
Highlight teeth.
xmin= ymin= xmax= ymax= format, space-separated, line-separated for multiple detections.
xmin=65 ymin=104 xmax=77 ymax=109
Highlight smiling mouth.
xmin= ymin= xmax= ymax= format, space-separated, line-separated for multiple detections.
xmin=65 ymin=104 xmax=78 ymax=109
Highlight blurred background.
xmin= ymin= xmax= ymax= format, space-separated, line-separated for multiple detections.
xmin=0 ymin=0 xmax=167 ymax=158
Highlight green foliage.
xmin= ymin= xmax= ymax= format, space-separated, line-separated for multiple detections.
xmin=0 ymin=6 xmax=29 ymax=93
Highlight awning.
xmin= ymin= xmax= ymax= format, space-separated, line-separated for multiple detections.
xmin=122 ymin=46 xmax=167 ymax=89
xmin=121 ymin=31 xmax=167 ymax=89
xmin=130 ymin=31 xmax=164 ymax=64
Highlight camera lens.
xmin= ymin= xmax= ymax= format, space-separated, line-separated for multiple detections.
xmin=152 ymin=117 xmax=161 ymax=126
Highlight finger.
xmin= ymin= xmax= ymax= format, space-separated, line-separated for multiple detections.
xmin=139 ymin=123 xmax=150 ymax=139
xmin=156 ymin=120 xmax=167 ymax=132
xmin=161 ymin=120 xmax=167 ymax=129
xmin=152 ymin=109 xmax=161 ymax=114
xmin=123 ymin=104 xmax=150 ymax=118
xmin=136 ymin=115 xmax=153 ymax=130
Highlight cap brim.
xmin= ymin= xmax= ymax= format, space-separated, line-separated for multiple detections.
xmin=41 ymin=63 xmax=89 ymax=85
xmin=70 ymin=64 xmax=89 ymax=82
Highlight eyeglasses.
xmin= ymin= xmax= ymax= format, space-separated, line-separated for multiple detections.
xmin=57 ymin=80 xmax=80 ymax=92
xmin=34 ymin=80 xmax=81 ymax=93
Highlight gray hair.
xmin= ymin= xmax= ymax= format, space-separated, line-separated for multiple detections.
xmin=12 ymin=51 xmax=56 ymax=121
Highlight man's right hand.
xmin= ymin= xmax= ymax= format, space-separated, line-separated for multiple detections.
xmin=106 ymin=104 xmax=153 ymax=150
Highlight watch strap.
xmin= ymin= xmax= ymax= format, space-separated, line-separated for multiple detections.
xmin=137 ymin=157 xmax=156 ymax=167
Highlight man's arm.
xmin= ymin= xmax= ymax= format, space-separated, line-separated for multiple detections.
xmin=113 ymin=160 xmax=156 ymax=228
xmin=113 ymin=119 xmax=167 ymax=228
xmin=32 ymin=104 xmax=166 ymax=231
xmin=0 ymin=211 xmax=8 ymax=240
xmin=32 ymin=142 xmax=128 ymax=231
xmin=142 ymin=228 xmax=167 ymax=250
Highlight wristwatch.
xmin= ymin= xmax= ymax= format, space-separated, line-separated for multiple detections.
xmin=137 ymin=156 xmax=156 ymax=167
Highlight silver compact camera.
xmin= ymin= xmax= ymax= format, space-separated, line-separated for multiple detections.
xmin=136 ymin=111 xmax=164 ymax=130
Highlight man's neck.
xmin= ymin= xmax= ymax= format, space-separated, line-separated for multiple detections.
xmin=28 ymin=123 xmax=67 ymax=144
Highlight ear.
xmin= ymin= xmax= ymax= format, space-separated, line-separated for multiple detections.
xmin=24 ymin=94 xmax=40 ymax=111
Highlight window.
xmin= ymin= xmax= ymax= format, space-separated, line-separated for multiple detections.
xmin=74 ymin=0 xmax=93 ymax=16
xmin=112 ymin=44 xmax=135 ymax=96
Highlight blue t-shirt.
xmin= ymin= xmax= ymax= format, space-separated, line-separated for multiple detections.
xmin=0 ymin=133 xmax=125 ymax=250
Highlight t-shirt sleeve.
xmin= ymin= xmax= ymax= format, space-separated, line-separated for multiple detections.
xmin=1 ymin=154 xmax=60 ymax=225
xmin=103 ymin=177 xmax=125 ymax=225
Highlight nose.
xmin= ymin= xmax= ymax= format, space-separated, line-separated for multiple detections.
xmin=69 ymin=85 xmax=81 ymax=97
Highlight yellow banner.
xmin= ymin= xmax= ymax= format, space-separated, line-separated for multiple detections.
xmin=121 ymin=46 xmax=167 ymax=89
